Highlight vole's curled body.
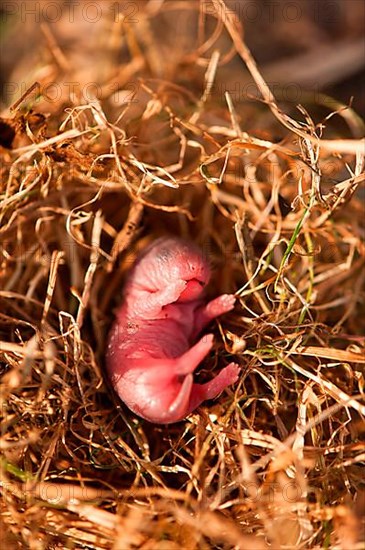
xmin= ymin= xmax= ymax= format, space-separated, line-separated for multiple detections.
xmin=106 ymin=237 xmax=239 ymax=423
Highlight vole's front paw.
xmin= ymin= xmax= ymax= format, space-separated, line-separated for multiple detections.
xmin=207 ymin=294 xmax=236 ymax=317
xmin=218 ymin=294 xmax=237 ymax=312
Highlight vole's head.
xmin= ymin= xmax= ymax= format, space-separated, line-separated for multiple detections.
xmin=139 ymin=237 xmax=211 ymax=301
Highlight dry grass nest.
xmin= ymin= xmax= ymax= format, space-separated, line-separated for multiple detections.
xmin=1 ymin=2 xmax=365 ymax=549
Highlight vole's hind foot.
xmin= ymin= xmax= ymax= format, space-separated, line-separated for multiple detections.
xmin=165 ymin=361 xmax=240 ymax=423
xmin=186 ymin=362 xmax=240 ymax=414
xmin=201 ymin=362 xmax=240 ymax=400
xmin=175 ymin=334 xmax=214 ymax=375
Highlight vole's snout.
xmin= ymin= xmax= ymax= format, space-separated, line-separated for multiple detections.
xmin=179 ymin=279 xmax=205 ymax=302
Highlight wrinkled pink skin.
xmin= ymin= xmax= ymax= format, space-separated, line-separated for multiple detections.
xmin=106 ymin=237 xmax=239 ymax=424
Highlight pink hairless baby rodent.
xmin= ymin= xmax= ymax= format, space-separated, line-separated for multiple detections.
xmin=106 ymin=237 xmax=240 ymax=424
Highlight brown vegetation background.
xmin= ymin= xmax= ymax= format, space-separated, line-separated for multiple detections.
xmin=0 ymin=1 xmax=364 ymax=549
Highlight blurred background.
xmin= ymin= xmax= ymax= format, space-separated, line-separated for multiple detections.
xmin=1 ymin=0 xmax=364 ymax=115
